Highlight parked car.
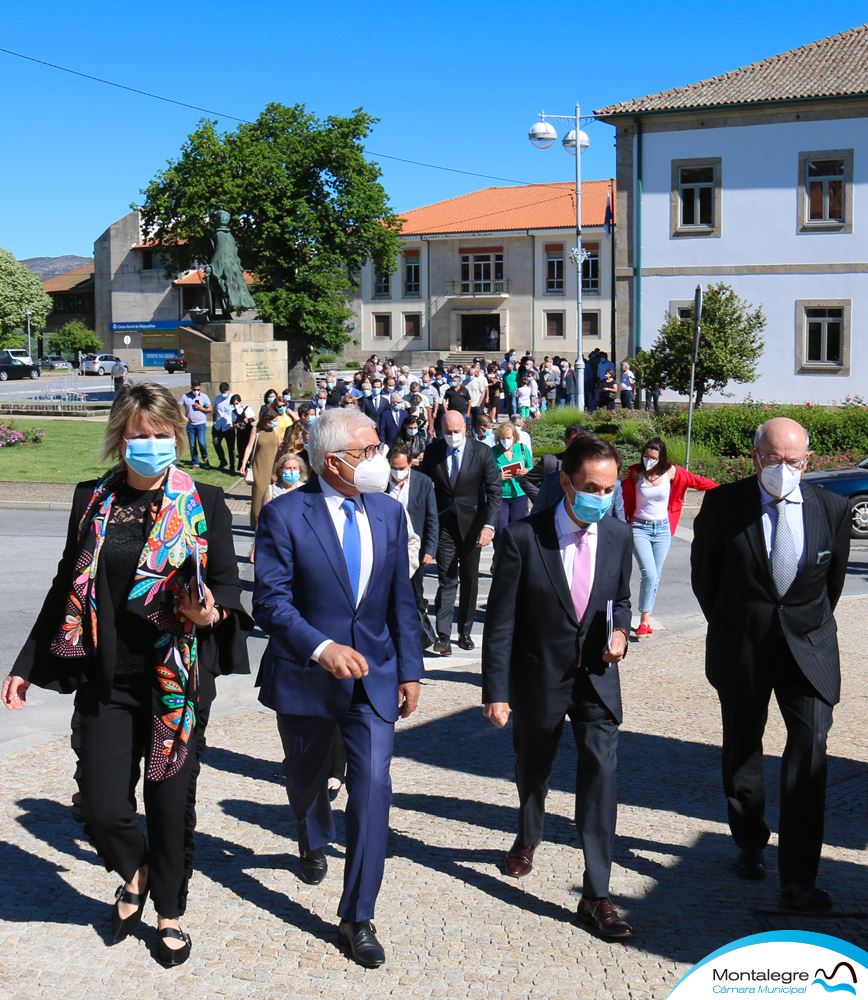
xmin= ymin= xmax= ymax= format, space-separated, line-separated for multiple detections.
xmin=80 ymin=353 xmax=128 ymax=376
xmin=0 ymin=349 xmax=34 ymax=366
xmin=804 ymin=457 xmax=868 ymax=539
xmin=0 ymin=358 xmax=41 ymax=381
xmin=39 ymin=354 xmax=73 ymax=371
xmin=164 ymin=356 xmax=188 ymax=373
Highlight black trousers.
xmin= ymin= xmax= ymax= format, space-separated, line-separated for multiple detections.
xmin=212 ymin=428 xmax=236 ymax=472
xmin=718 ymin=639 xmax=833 ymax=889
xmin=72 ymin=673 xmax=214 ymax=917
xmin=512 ymin=671 xmax=619 ymax=899
xmin=434 ymin=516 xmax=481 ymax=640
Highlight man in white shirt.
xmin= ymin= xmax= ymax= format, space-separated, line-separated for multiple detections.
xmin=619 ymin=362 xmax=636 ymax=410
xmin=212 ymin=381 xmax=236 ymax=475
xmin=509 ymin=415 xmax=533 ymax=462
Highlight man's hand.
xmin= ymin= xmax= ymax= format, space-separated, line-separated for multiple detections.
xmin=602 ymin=628 xmax=628 ymax=664
xmin=476 ymin=526 xmax=495 ymax=548
xmin=319 ymin=643 xmax=369 ymax=679
xmin=483 ymin=702 xmax=511 ymax=728
xmin=398 ymin=681 xmax=420 ymax=718
xmin=2 ymin=675 xmax=31 ymax=711
xmin=421 ymin=553 xmax=434 ymax=566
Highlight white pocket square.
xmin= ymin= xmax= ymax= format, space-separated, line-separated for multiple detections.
xmin=816 ymin=550 xmax=832 ymax=564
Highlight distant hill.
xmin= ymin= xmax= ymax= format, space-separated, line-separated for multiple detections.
xmin=23 ymin=255 xmax=93 ymax=280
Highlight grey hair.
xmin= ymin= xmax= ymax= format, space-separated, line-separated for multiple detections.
xmin=753 ymin=421 xmax=810 ymax=452
xmin=389 ymin=392 xmax=403 ymax=405
xmin=306 ymin=408 xmax=376 ymax=474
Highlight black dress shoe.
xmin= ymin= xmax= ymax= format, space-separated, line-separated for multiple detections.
xmin=111 ymin=884 xmax=149 ymax=943
xmin=299 ymin=847 xmax=328 ymax=885
xmin=156 ymin=926 xmax=192 ymax=967
xmin=735 ymin=848 xmax=766 ymax=880
xmin=457 ymin=634 xmax=475 ymax=651
xmin=338 ymin=919 xmax=385 ymax=968
xmin=576 ymin=897 xmax=633 ymax=941
xmin=779 ymin=884 xmax=833 ymax=913
xmin=432 ymin=639 xmax=452 ymax=656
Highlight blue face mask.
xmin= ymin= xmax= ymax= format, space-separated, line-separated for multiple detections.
xmin=372 ymin=387 xmax=381 ymax=395
xmin=276 ymin=405 xmax=287 ymax=414
xmin=124 ymin=437 xmax=176 ymax=478
xmin=567 ymin=485 xmax=613 ymax=524
xmin=307 ymin=413 xmax=317 ymax=423
xmin=363 ymin=390 xmax=372 ymax=397
xmin=281 ymin=470 xmax=301 ymax=485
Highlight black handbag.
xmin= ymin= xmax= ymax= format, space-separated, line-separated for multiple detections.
xmin=419 ymin=608 xmax=437 ymax=650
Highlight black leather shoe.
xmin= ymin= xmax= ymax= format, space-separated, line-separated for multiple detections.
xmin=299 ymin=847 xmax=328 ymax=885
xmin=457 ymin=634 xmax=475 ymax=651
xmin=111 ymin=884 xmax=149 ymax=943
xmin=779 ymin=884 xmax=833 ymax=913
xmin=338 ymin=919 xmax=385 ymax=968
xmin=432 ymin=639 xmax=452 ymax=656
xmin=735 ymin=849 xmax=766 ymax=880
xmin=156 ymin=926 xmax=192 ymax=967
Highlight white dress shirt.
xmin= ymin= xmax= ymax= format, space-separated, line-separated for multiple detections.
xmin=758 ymin=480 xmax=806 ymax=571
xmin=554 ymin=497 xmax=598 ymax=597
xmin=387 ymin=473 xmax=410 ymax=510
xmin=311 ymin=476 xmax=375 ymax=662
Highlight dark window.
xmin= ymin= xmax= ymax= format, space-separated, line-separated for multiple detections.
xmin=373 ymin=314 xmax=391 ymax=338
xmin=374 ymin=271 xmax=391 ymax=298
xmin=404 ymin=259 xmax=420 ymax=296
xmin=404 ymin=313 xmax=421 ymax=339
xmin=582 ymin=247 xmax=600 ymax=294
xmin=545 ymin=312 xmax=564 ymax=337
xmin=460 ymin=253 xmax=504 ymax=294
xmin=806 ymin=159 xmax=845 ymax=222
xmin=805 ymin=307 xmax=843 ymax=364
xmin=679 ymin=166 xmax=714 ymax=227
xmin=582 ymin=312 xmax=600 ymax=338
xmin=546 ymin=252 xmax=564 ymax=293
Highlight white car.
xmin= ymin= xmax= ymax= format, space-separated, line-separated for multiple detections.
xmin=0 ymin=348 xmax=33 ymax=366
xmin=80 ymin=353 xmax=128 ymax=376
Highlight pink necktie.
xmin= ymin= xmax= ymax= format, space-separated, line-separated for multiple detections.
xmin=571 ymin=528 xmax=591 ymax=622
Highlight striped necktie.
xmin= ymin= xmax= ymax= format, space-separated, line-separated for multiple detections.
xmin=770 ymin=498 xmax=798 ymax=596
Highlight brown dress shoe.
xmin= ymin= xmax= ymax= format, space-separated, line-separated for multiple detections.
xmin=503 ymin=840 xmax=541 ymax=877
xmin=576 ymin=897 xmax=633 ymax=940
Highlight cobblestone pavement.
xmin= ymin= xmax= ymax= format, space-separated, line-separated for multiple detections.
xmin=1 ymin=540 xmax=866 ymax=999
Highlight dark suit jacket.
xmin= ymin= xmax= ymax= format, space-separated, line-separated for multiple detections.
xmin=253 ymin=479 xmax=424 ymax=722
xmin=360 ymin=395 xmax=390 ymax=421
xmin=522 ymin=450 xmax=565 ymax=501
xmin=691 ymin=476 xmax=850 ymax=705
xmin=482 ymin=508 xmax=633 ymax=727
xmin=12 ymin=478 xmax=252 ymax=696
xmin=378 ymin=408 xmax=407 ymax=447
xmin=419 ymin=437 xmax=502 ymax=541
xmin=405 ymin=470 xmax=439 ymax=560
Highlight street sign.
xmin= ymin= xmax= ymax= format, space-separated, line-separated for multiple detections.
xmin=123 ymin=335 xmax=131 ymax=346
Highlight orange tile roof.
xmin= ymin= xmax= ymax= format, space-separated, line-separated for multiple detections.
xmin=397 ymin=180 xmax=616 ymax=236
xmin=42 ymin=262 xmax=95 ymax=293
xmin=173 ymin=269 xmax=255 ymax=286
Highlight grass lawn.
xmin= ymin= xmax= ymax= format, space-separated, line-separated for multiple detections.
xmin=0 ymin=419 xmax=243 ymax=488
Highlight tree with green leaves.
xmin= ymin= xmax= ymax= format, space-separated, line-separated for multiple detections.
xmin=635 ymin=282 xmax=766 ymax=406
xmin=0 ymin=249 xmax=52 ymax=350
xmin=137 ymin=103 xmax=402 ymax=365
xmin=49 ymin=320 xmax=102 ymax=356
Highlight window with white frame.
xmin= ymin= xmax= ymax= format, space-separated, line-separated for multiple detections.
xmin=460 ymin=252 xmax=504 ymax=294
xmin=373 ymin=314 xmax=391 ymax=339
xmin=798 ymin=149 xmax=853 ymax=233
xmin=671 ymin=158 xmax=722 ymax=237
xmin=404 ymin=254 xmax=420 ymax=296
xmin=795 ymin=300 xmax=851 ymax=374
xmin=545 ymin=248 xmax=564 ymax=293
xmin=582 ymin=243 xmax=600 ymax=294
xmin=373 ymin=270 xmax=391 ymax=298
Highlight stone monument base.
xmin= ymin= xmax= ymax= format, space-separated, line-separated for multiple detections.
xmin=178 ymin=321 xmax=287 ymax=407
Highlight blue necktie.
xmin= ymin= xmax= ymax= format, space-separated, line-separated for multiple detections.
xmin=341 ymin=499 xmax=361 ymax=604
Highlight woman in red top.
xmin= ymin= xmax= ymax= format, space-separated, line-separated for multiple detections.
xmin=621 ymin=437 xmax=717 ymax=636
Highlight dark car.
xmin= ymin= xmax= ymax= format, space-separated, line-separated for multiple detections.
xmin=804 ymin=458 xmax=868 ymax=539
xmin=0 ymin=358 xmax=41 ymax=381
xmin=39 ymin=354 xmax=73 ymax=371
xmin=164 ymin=357 xmax=188 ymax=373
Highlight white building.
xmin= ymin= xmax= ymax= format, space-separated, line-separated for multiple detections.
xmin=348 ymin=181 xmax=616 ymax=364
xmin=596 ymin=23 xmax=868 ymax=404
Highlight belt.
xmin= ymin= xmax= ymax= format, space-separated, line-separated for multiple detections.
xmin=631 ymin=517 xmax=669 ymax=526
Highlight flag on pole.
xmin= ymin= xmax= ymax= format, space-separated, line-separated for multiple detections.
xmin=604 ymin=187 xmax=613 ymax=236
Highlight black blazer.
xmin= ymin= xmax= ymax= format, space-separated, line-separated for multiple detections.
xmin=690 ymin=476 xmax=850 ymax=705
xmin=360 ymin=395 xmax=390 ymax=421
xmin=482 ymin=507 xmax=633 ymax=727
xmin=419 ymin=438 xmax=502 ymax=540
xmin=522 ymin=450 xmax=565 ymax=500
xmin=405 ymin=470 xmax=439 ymax=560
xmin=12 ymin=478 xmax=253 ymax=697
xmin=378 ymin=408 xmax=407 ymax=447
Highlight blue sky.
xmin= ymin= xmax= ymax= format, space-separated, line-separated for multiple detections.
xmin=2 ymin=1 xmax=865 ymax=260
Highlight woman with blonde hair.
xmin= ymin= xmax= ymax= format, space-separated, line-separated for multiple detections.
xmin=263 ymin=452 xmax=308 ymax=508
xmin=2 ymin=382 xmax=251 ymax=967
xmin=240 ymin=406 xmax=281 ymax=528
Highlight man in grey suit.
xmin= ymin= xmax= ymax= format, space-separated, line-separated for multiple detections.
xmin=482 ymin=434 xmax=634 ymax=940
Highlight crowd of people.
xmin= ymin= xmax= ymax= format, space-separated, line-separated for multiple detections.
xmin=1 ymin=360 xmax=852 ymax=972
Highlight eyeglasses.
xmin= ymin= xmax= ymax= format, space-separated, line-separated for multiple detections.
xmin=338 ymin=443 xmax=383 ymax=462
xmin=757 ymin=454 xmax=808 ymax=473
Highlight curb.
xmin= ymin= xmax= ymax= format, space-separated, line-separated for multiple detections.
xmin=0 ymin=500 xmax=73 ymax=511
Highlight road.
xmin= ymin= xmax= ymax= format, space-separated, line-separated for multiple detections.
xmin=0 ymin=370 xmax=191 ymax=401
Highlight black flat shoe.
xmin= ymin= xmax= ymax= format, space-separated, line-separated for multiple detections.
xmin=299 ymin=848 xmax=328 ymax=885
xmin=432 ymin=639 xmax=452 ymax=656
xmin=735 ymin=848 xmax=766 ymax=880
xmin=338 ymin=919 xmax=385 ymax=968
xmin=779 ymin=884 xmax=833 ymax=913
xmin=156 ymin=926 xmax=192 ymax=967
xmin=111 ymin=884 xmax=149 ymax=943
xmin=457 ymin=634 xmax=475 ymax=651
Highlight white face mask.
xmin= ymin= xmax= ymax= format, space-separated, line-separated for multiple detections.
xmin=643 ymin=456 xmax=658 ymax=471
xmin=338 ymin=451 xmax=390 ymax=493
xmin=390 ymin=466 xmax=410 ymax=482
xmin=760 ymin=462 xmax=802 ymax=499
xmin=444 ymin=431 xmax=465 ymax=449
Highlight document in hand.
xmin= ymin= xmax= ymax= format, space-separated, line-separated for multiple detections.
xmin=194 ymin=542 xmax=206 ymax=603
xmin=606 ymin=599 xmax=614 ymax=655
xmin=502 ymin=461 xmax=523 ymax=476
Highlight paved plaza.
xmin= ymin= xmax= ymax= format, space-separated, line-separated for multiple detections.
xmin=1 ymin=499 xmax=866 ymax=999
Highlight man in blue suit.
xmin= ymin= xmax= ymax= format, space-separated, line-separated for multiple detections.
xmin=378 ymin=393 xmax=407 ymax=447
xmin=254 ymin=408 xmax=424 ymax=969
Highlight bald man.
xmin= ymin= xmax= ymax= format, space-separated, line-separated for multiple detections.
xmin=691 ymin=417 xmax=851 ymax=913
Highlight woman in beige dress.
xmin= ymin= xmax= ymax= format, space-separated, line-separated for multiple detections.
xmin=239 ymin=406 xmax=280 ymax=529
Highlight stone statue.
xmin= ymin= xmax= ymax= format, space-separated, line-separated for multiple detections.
xmin=205 ymin=209 xmax=257 ymax=319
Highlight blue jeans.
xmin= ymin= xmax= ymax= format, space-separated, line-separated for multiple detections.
xmin=631 ymin=518 xmax=672 ymax=614
xmin=186 ymin=422 xmax=208 ymax=466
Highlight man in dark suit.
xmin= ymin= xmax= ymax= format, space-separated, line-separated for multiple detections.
xmin=522 ymin=422 xmax=583 ymax=500
xmin=386 ymin=442 xmax=439 ymax=620
xmin=419 ymin=409 xmax=501 ymax=655
xmin=254 ymin=409 xmax=424 ymax=968
xmin=359 ymin=378 xmax=390 ymax=422
xmin=482 ymin=434 xmax=634 ymax=940
xmin=378 ymin=394 xmax=408 ymax=447
xmin=691 ymin=417 xmax=851 ymax=913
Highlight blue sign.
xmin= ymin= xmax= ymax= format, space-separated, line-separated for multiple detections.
xmin=111 ymin=321 xmax=193 ymax=332
xmin=143 ymin=350 xmax=181 ymax=367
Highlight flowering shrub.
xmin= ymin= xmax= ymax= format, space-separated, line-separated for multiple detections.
xmin=0 ymin=421 xmax=44 ymax=447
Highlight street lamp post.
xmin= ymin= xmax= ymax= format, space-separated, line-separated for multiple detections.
xmin=25 ymin=309 xmax=32 ymax=361
xmin=528 ymin=103 xmax=590 ymax=411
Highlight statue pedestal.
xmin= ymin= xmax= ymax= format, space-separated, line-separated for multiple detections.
xmin=178 ymin=321 xmax=287 ymax=405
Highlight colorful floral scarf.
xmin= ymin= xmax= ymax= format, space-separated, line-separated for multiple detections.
xmin=51 ymin=465 xmax=208 ymax=782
